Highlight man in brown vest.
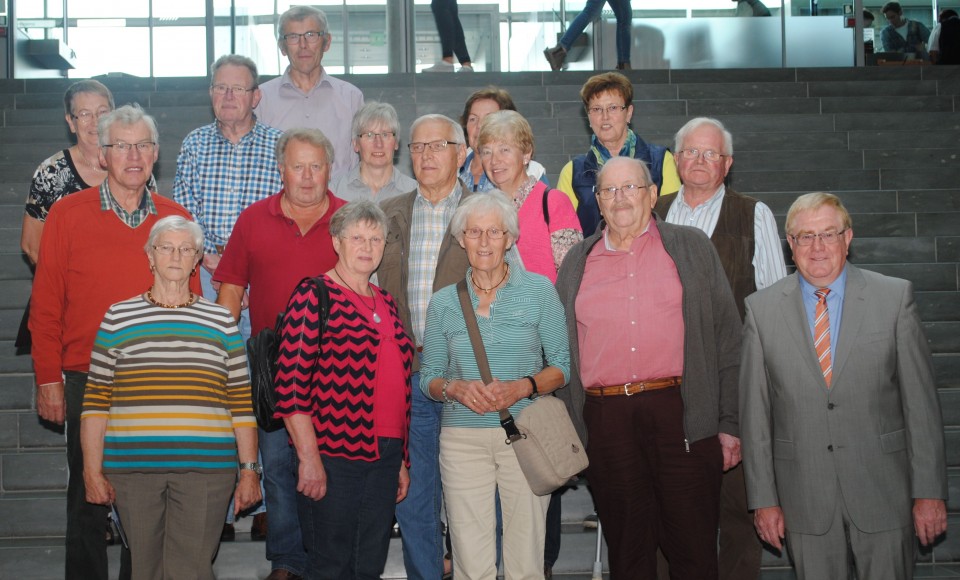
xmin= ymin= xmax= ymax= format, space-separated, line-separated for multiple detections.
xmin=655 ymin=117 xmax=787 ymax=580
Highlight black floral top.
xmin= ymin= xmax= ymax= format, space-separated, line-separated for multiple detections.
xmin=25 ymin=149 xmax=157 ymax=222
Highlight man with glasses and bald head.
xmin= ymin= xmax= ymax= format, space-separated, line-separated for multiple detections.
xmin=377 ymin=114 xmax=474 ymax=580
xmin=256 ymin=5 xmax=364 ymax=181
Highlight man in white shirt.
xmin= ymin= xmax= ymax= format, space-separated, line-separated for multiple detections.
xmin=655 ymin=116 xmax=787 ymax=580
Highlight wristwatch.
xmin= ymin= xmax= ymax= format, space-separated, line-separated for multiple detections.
xmin=239 ymin=462 xmax=263 ymax=476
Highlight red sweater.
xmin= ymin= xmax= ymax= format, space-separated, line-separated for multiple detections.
xmin=30 ymin=187 xmax=199 ymax=385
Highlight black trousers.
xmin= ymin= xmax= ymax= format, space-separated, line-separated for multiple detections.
xmin=430 ymin=0 xmax=471 ymax=63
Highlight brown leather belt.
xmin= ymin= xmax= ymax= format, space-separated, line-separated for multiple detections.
xmin=416 ymin=345 xmax=424 ymax=353
xmin=585 ymin=376 xmax=681 ymax=397
xmin=215 ymin=244 xmax=226 ymax=254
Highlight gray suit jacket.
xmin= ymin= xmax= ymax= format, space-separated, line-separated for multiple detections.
xmin=740 ymin=264 xmax=947 ymax=535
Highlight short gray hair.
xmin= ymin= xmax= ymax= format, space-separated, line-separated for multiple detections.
xmin=276 ymin=128 xmax=335 ymax=167
xmin=145 ymin=216 xmax=204 ymax=254
xmin=277 ymin=5 xmax=328 ymax=44
xmin=449 ymin=190 xmax=520 ymax=243
xmin=351 ymin=101 xmax=401 ymax=141
xmin=409 ymin=114 xmax=466 ymax=147
xmin=64 ymin=80 xmax=114 ymax=116
xmin=674 ymin=117 xmax=734 ymax=156
xmin=210 ymin=54 xmax=259 ymax=88
xmin=785 ymin=192 xmax=852 ymax=236
xmin=596 ymin=156 xmax=654 ymax=188
xmin=329 ymin=200 xmax=389 ymax=239
xmin=98 ymin=103 xmax=159 ymax=147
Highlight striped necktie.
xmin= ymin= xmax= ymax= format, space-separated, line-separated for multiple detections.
xmin=814 ymin=288 xmax=832 ymax=387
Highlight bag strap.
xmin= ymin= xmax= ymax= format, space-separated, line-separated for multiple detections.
xmin=542 ymin=187 xmax=551 ymax=228
xmin=456 ymin=280 xmax=524 ymax=444
xmin=272 ymin=276 xmax=331 ymax=335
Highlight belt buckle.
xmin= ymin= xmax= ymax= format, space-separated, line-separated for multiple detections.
xmin=624 ymin=382 xmax=637 ymax=396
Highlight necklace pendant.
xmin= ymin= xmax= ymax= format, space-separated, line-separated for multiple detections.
xmin=373 ymin=312 xmax=382 ymax=323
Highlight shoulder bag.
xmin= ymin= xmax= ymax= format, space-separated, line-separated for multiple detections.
xmin=455 ymin=279 xmax=587 ymax=496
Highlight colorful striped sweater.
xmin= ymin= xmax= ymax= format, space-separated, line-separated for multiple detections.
xmin=81 ymin=295 xmax=254 ymax=474
xmin=274 ymin=275 xmax=414 ymax=463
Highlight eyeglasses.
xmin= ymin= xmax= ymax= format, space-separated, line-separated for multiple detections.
xmin=586 ymin=104 xmax=628 ymax=116
xmin=281 ymin=30 xmax=326 ymax=45
xmin=211 ymin=84 xmax=256 ymax=95
xmin=72 ymin=109 xmax=111 ymax=125
xmin=408 ymin=140 xmax=459 ymax=154
xmin=678 ymin=148 xmax=728 ymax=163
xmin=358 ymin=131 xmax=396 ymax=141
xmin=790 ymin=229 xmax=848 ymax=247
xmin=595 ymin=183 xmax=650 ymax=200
xmin=340 ymin=234 xmax=385 ymax=247
xmin=102 ymin=141 xmax=157 ymax=153
xmin=153 ymin=245 xmax=200 ymax=257
xmin=463 ymin=227 xmax=506 ymax=240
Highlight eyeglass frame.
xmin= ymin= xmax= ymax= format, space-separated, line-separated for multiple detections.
xmin=102 ymin=141 xmax=158 ymax=153
xmin=357 ymin=131 xmax=397 ymax=141
xmin=280 ymin=30 xmax=327 ymax=45
xmin=677 ymin=148 xmax=730 ymax=163
xmin=339 ymin=234 xmax=386 ymax=247
xmin=210 ymin=84 xmax=257 ymax=96
xmin=407 ymin=139 xmax=460 ymax=154
xmin=789 ymin=228 xmax=849 ymax=247
xmin=586 ymin=104 xmax=629 ymax=116
xmin=462 ymin=227 xmax=507 ymax=240
xmin=594 ymin=183 xmax=652 ymax=200
xmin=71 ymin=109 xmax=111 ymax=125
xmin=153 ymin=245 xmax=201 ymax=257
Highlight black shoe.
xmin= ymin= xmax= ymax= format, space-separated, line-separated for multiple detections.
xmin=220 ymin=523 xmax=236 ymax=542
xmin=543 ymin=45 xmax=567 ymax=71
xmin=251 ymin=513 xmax=267 ymax=541
xmin=544 ymin=563 xmax=553 ymax=579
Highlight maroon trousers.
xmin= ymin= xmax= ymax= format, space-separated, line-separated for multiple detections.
xmin=584 ymin=387 xmax=723 ymax=580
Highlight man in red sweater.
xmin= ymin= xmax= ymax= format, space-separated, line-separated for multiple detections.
xmin=29 ymin=104 xmax=199 ymax=580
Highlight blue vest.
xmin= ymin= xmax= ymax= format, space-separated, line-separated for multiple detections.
xmin=571 ymin=139 xmax=668 ymax=236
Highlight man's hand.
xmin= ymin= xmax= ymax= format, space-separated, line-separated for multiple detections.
xmin=234 ymin=471 xmax=263 ymax=514
xmin=754 ymin=506 xmax=785 ymax=550
xmin=397 ymin=464 xmax=410 ymax=503
xmin=914 ymin=498 xmax=947 ymax=546
xmin=37 ymin=382 xmax=66 ymax=425
xmin=297 ymin=455 xmax=327 ymax=501
xmin=718 ymin=432 xmax=742 ymax=471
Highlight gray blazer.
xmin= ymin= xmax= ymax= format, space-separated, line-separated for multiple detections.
xmin=740 ymin=264 xmax=947 ymax=535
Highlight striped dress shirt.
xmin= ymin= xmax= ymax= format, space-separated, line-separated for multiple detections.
xmin=664 ymin=185 xmax=787 ymax=289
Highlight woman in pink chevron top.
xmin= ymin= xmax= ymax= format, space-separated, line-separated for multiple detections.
xmin=274 ymin=199 xmax=414 ymax=580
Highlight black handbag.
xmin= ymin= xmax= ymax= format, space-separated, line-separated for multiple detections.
xmin=247 ymin=276 xmax=329 ymax=432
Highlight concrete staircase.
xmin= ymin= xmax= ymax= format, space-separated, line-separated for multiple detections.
xmin=0 ymin=67 xmax=958 ymax=577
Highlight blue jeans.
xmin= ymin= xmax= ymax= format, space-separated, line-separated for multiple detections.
xmin=297 ymin=438 xmax=403 ymax=580
xmin=560 ymin=0 xmax=633 ymax=64
xmin=261 ymin=426 xmax=307 ymax=575
xmin=200 ymin=266 xmax=265 ymax=523
xmin=395 ymin=372 xmax=445 ymax=580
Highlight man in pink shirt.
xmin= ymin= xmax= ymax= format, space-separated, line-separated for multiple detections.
xmin=555 ymin=157 xmax=742 ymax=579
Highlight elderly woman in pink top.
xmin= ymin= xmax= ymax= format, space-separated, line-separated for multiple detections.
xmin=477 ymin=110 xmax=582 ymax=281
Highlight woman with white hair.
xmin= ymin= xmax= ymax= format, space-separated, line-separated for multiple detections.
xmin=80 ymin=215 xmax=261 ymax=580
xmin=331 ymin=101 xmax=417 ymax=202
xmin=420 ymin=192 xmax=570 ymax=579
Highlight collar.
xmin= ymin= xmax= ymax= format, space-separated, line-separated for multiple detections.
xmin=415 ymin=181 xmax=463 ymax=208
xmin=601 ymin=213 xmax=659 ymax=252
xmin=676 ymin=184 xmax=726 ymax=210
xmin=798 ymin=264 xmax=849 ymax=301
xmin=99 ymin=179 xmax=156 ymax=214
xmin=280 ymin=66 xmax=330 ymax=93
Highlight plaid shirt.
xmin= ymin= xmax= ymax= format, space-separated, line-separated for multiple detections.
xmin=173 ymin=120 xmax=283 ymax=254
xmin=99 ymin=180 xmax=156 ymax=228
xmin=407 ymin=183 xmax=463 ymax=345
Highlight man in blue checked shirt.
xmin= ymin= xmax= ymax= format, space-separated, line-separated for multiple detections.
xmin=172 ymin=53 xmax=281 ymax=550
xmin=173 ymin=54 xmax=283 ymax=340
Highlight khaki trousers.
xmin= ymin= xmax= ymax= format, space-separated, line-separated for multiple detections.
xmin=440 ymin=427 xmax=550 ymax=580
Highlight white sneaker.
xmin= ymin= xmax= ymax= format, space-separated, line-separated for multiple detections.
xmin=458 ymin=65 xmax=474 ymax=73
xmin=422 ymin=61 xmax=455 ymax=73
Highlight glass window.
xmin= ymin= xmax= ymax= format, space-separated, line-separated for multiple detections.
xmin=152 ymin=27 xmax=208 ymax=77
xmin=68 ymin=25 xmax=150 ymax=77
xmin=70 ymin=0 xmax=149 ymax=18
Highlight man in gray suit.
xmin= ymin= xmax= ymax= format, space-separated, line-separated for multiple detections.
xmin=740 ymin=192 xmax=947 ymax=579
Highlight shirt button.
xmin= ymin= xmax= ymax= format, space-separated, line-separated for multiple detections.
xmin=628 ymin=273 xmax=634 ymax=277
xmin=631 ymin=321 xmax=636 ymax=325
xmin=631 ymin=347 xmax=636 ymax=352
xmin=827 ymin=445 xmax=834 ymax=452
xmin=828 ymin=403 xmax=835 ymax=410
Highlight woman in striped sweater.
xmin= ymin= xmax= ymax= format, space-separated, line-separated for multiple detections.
xmin=274 ymin=200 xmax=414 ymax=580
xmin=80 ymin=216 xmax=261 ymax=580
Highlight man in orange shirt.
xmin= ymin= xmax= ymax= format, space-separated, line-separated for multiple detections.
xmin=30 ymin=104 xmax=199 ymax=580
